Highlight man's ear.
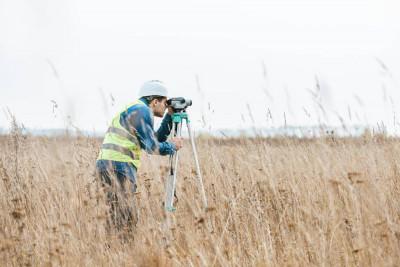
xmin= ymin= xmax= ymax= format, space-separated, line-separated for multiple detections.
xmin=149 ymin=99 xmax=157 ymax=107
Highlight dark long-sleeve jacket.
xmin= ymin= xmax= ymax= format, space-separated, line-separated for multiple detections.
xmin=119 ymin=97 xmax=175 ymax=155
xmin=97 ymin=97 xmax=175 ymax=179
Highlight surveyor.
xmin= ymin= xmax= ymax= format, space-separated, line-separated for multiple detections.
xmin=96 ymin=80 xmax=183 ymax=230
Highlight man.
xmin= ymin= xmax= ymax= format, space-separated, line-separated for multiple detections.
xmin=96 ymin=80 xmax=182 ymax=230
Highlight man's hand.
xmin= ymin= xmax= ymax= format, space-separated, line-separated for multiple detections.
xmin=167 ymin=106 xmax=174 ymax=115
xmin=170 ymin=137 xmax=183 ymax=151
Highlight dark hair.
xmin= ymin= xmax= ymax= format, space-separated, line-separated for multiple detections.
xmin=143 ymin=95 xmax=166 ymax=103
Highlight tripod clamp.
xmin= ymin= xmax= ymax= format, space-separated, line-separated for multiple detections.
xmin=172 ymin=111 xmax=189 ymax=124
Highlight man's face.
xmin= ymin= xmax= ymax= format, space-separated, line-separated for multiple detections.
xmin=151 ymin=97 xmax=168 ymax=118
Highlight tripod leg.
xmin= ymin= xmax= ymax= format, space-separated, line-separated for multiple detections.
xmin=165 ymin=122 xmax=182 ymax=211
xmin=186 ymin=121 xmax=208 ymax=209
xmin=172 ymin=122 xmax=182 ymax=195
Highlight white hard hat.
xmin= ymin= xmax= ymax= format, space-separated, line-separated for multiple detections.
xmin=138 ymin=80 xmax=168 ymax=98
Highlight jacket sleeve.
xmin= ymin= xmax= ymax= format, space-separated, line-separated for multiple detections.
xmin=126 ymin=106 xmax=176 ymax=155
xmin=155 ymin=114 xmax=173 ymax=142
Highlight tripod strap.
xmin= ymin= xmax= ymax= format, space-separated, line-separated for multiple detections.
xmin=174 ymin=190 xmax=179 ymax=204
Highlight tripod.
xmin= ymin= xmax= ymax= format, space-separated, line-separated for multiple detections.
xmin=165 ymin=110 xmax=208 ymax=212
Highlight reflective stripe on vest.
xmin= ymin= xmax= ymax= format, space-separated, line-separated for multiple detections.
xmin=107 ymin=126 xmax=139 ymax=145
xmin=97 ymin=100 xmax=145 ymax=169
xmin=101 ymin=143 xmax=136 ymax=159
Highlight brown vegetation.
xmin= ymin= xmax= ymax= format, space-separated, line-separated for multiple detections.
xmin=0 ymin=128 xmax=399 ymax=266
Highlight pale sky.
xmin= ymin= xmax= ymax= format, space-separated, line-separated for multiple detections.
xmin=1 ymin=0 xmax=399 ymax=134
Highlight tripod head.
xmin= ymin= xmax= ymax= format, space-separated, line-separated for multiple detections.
xmin=167 ymin=97 xmax=192 ymax=112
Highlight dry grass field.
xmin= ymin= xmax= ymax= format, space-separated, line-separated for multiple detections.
xmin=0 ymin=127 xmax=399 ymax=266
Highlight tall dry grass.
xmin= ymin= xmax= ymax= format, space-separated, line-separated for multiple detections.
xmin=0 ymin=127 xmax=399 ymax=266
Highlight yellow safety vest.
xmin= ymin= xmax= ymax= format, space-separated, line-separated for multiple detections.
xmin=97 ymin=100 xmax=145 ymax=169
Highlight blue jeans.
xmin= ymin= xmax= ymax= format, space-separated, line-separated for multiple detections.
xmin=96 ymin=160 xmax=138 ymax=230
